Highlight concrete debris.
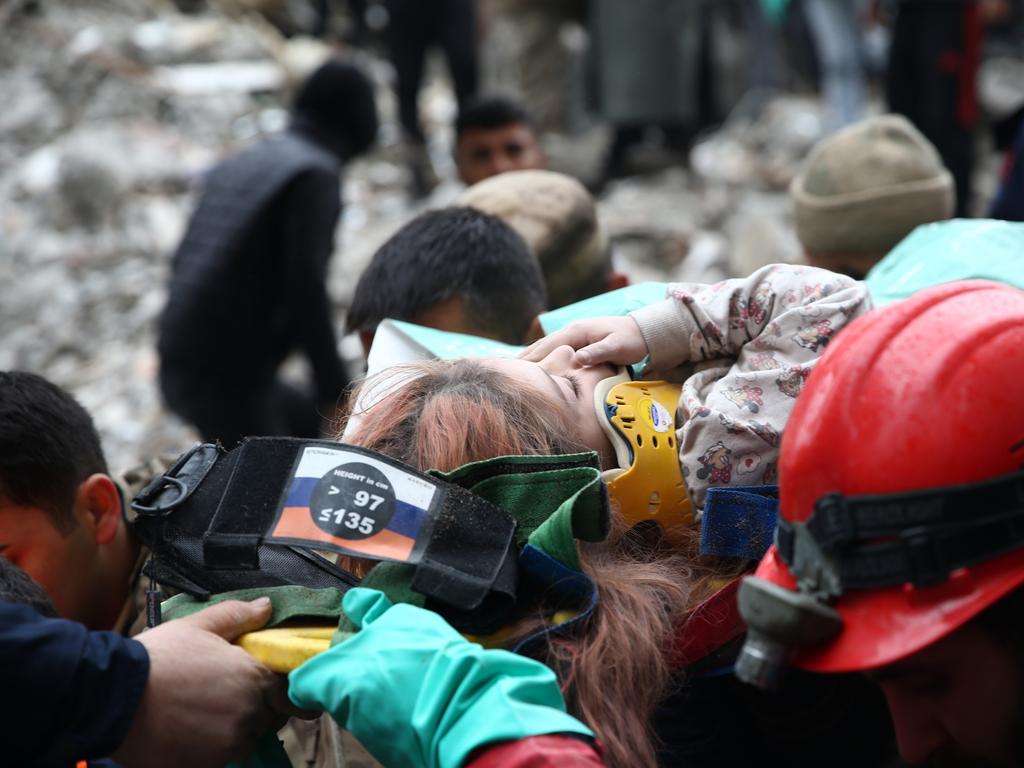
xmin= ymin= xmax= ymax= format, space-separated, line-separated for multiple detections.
xmin=2 ymin=0 xmax=1005 ymax=474
xmin=128 ymin=15 xmax=273 ymax=65
xmin=691 ymin=95 xmax=824 ymax=191
xmin=0 ymin=73 xmax=66 ymax=147
xmin=150 ymin=59 xmax=282 ymax=96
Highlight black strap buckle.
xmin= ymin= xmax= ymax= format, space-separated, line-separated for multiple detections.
xmin=132 ymin=443 xmax=221 ymax=517
xmin=807 ymin=493 xmax=852 ymax=550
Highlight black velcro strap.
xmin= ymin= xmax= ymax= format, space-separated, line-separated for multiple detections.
xmin=775 ymin=517 xmax=795 ymax=563
xmin=198 ymin=438 xmax=518 ymax=612
xmin=202 ymin=438 xmax=307 ymax=569
xmin=778 ymin=469 xmax=1024 ymax=595
xmin=411 ymin=483 xmax=517 ymax=611
xmin=837 ymin=510 xmax=1024 ymax=589
xmin=400 ymin=467 xmax=519 ymax=612
xmin=807 ymin=469 xmax=1024 ymax=552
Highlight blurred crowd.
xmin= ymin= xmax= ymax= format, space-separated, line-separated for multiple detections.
xmin=5 ymin=1 xmax=1024 ymax=767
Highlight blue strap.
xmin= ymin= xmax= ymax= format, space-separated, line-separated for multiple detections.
xmin=700 ymin=485 xmax=779 ymax=560
xmin=511 ymin=544 xmax=598 ymax=655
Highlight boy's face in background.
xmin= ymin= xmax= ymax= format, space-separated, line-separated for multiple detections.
xmin=456 ymin=123 xmax=545 ymax=186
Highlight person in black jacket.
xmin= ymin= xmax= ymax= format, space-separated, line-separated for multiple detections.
xmin=158 ymin=59 xmax=378 ymax=448
xmin=885 ymin=0 xmax=982 ymax=217
xmin=1 ymin=592 xmax=293 ymax=767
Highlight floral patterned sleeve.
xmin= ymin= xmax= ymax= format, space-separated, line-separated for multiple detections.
xmin=629 ymin=264 xmax=872 ymax=511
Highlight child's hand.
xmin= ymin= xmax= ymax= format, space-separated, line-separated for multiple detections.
xmin=519 ymin=316 xmax=649 ymax=366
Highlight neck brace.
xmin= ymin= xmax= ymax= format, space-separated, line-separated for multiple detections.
xmin=594 ymin=370 xmax=694 ymax=527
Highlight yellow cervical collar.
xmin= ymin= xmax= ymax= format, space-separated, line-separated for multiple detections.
xmin=594 ymin=372 xmax=693 ymax=528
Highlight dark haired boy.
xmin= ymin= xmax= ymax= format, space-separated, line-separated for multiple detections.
xmin=454 ymin=95 xmax=546 ymax=187
xmin=346 ymin=207 xmax=547 ymax=355
xmin=0 ymin=371 xmax=142 ymax=631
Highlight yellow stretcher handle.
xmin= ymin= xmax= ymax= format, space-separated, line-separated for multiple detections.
xmin=237 ymin=610 xmax=583 ymax=672
xmin=236 ymin=625 xmax=337 ymax=673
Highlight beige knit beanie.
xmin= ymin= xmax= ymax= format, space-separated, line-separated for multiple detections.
xmin=457 ymin=170 xmax=608 ymax=308
xmin=791 ymin=114 xmax=955 ymax=257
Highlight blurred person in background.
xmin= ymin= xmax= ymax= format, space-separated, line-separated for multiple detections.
xmin=457 ymin=169 xmax=627 ymax=309
xmin=883 ymin=0 xmax=1011 ymax=216
xmin=802 ymin=0 xmax=868 ymax=132
xmin=587 ymin=0 xmax=711 ymax=188
xmin=990 ymin=106 xmax=1024 ymax=220
xmin=346 ymin=206 xmax=548 ymax=355
xmin=791 ymin=114 xmax=954 ymax=279
xmin=158 ymin=59 xmax=377 ymax=448
xmin=384 ymin=0 xmax=479 ymax=196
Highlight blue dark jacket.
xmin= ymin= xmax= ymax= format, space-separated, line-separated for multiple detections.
xmin=991 ymin=117 xmax=1024 ymax=222
xmin=0 ymin=602 xmax=149 ymax=766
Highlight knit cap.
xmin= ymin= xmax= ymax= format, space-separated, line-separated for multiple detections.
xmin=291 ymin=59 xmax=378 ymax=161
xmin=791 ymin=114 xmax=954 ymax=257
xmin=458 ymin=170 xmax=607 ymax=309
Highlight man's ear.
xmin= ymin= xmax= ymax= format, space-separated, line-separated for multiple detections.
xmin=524 ymin=315 xmax=544 ymax=344
xmin=75 ymin=474 xmax=123 ymax=546
xmin=359 ymin=328 xmax=376 ymax=360
xmin=605 ymin=270 xmax=629 ymax=291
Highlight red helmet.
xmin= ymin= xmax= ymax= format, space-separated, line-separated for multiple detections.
xmin=740 ymin=280 xmax=1024 ymax=680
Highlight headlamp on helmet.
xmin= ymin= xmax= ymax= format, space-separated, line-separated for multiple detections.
xmin=736 ymin=468 xmax=1024 ymax=689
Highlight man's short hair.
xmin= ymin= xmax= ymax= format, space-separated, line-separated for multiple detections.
xmin=346 ymin=207 xmax=547 ymax=344
xmin=455 ymin=95 xmax=536 ymax=145
xmin=0 ymin=371 xmax=108 ymax=531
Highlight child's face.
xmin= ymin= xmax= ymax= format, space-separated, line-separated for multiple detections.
xmin=482 ymin=347 xmax=617 ymax=468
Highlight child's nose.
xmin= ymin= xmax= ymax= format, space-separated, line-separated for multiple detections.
xmin=540 ymin=345 xmax=578 ymax=372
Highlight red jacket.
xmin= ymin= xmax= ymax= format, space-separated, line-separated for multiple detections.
xmin=468 ymin=735 xmax=604 ymax=767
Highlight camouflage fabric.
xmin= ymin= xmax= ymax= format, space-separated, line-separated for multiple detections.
xmin=281 ymin=718 xmax=380 ymax=768
xmin=116 ymin=453 xmax=178 ymax=636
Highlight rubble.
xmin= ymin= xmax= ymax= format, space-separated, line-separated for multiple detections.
xmin=1 ymin=1 xmax=1007 ymax=473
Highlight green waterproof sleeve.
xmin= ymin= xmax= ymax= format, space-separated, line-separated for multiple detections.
xmin=287 ymin=588 xmax=593 ymax=768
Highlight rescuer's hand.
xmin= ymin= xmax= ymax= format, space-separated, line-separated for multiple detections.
xmin=113 ymin=598 xmax=301 ymax=768
xmin=519 ymin=315 xmax=648 ymax=367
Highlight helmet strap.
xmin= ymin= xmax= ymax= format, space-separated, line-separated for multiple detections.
xmin=778 ymin=468 xmax=1024 ymax=596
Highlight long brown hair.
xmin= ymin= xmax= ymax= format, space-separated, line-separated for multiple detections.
xmin=344 ymin=359 xmax=734 ymax=767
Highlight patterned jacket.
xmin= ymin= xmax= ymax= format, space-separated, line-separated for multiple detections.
xmin=630 ymin=264 xmax=872 ymax=514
